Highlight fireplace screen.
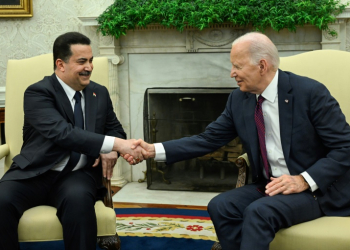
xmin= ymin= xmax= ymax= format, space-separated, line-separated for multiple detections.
xmin=143 ymin=88 xmax=247 ymax=192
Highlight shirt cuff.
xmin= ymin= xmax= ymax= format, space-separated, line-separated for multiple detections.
xmin=100 ymin=136 xmax=114 ymax=154
xmin=154 ymin=143 xmax=166 ymax=162
xmin=301 ymin=171 xmax=318 ymax=192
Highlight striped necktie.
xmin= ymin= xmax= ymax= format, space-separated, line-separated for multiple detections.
xmin=255 ymin=95 xmax=270 ymax=179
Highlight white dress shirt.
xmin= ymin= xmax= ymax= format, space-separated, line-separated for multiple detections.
xmin=154 ymin=71 xmax=318 ymax=192
xmin=51 ymin=76 xmax=114 ymax=171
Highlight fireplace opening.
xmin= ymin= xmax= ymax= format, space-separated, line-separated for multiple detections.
xmin=143 ymin=88 xmax=248 ymax=192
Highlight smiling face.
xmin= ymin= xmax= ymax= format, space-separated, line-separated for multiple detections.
xmin=230 ymin=41 xmax=266 ymax=94
xmin=55 ymin=44 xmax=93 ymax=91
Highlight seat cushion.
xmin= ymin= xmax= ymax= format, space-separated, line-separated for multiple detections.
xmin=18 ymin=201 xmax=116 ymax=242
xmin=270 ymin=216 xmax=350 ymax=250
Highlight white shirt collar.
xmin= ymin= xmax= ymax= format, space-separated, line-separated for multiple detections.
xmin=55 ymin=75 xmax=84 ymax=102
xmin=256 ymin=70 xmax=279 ymax=103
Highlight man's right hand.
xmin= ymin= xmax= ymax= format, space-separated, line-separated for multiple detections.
xmin=113 ymin=138 xmax=144 ymax=163
xmin=133 ymin=139 xmax=155 ymax=159
xmin=122 ymin=139 xmax=156 ymax=165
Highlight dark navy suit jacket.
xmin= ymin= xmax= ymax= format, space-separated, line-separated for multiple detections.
xmin=1 ymin=74 xmax=126 ymax=192
xmin=163 ymin=69 xmax=350 ymax=216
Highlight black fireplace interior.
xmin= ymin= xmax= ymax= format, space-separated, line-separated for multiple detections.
xmin=143 ymin=88 xmax=248 ymax=192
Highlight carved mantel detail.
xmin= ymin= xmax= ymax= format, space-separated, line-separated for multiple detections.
xmin=323 ymin=29 xmax=338 ymax=41
xmin=186 ymin=28 xmax=247 ymax=52
xmin=321 ymin=9 xmax=350 ymax=51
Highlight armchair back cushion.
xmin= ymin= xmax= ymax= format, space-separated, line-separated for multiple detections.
xmin=268 ymin=49 xmax=350 ymax=250
xmin=279 ymin=50 xmax=350 ymax=123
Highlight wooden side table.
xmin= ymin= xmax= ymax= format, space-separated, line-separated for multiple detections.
xmin=0 ymin=108 xmax=5 ymax=144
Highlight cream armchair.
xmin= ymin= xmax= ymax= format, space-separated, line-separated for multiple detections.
xmin=0 ymin=54 xmax=120 ymax=250
xmin=212 ymin=50 xmax=350 ymax=250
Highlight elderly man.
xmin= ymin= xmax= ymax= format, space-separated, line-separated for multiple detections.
xmin=0 ymin=32 xmax=143 ymax=250
xmin=126 ymin=32 xmax=350 ymax=250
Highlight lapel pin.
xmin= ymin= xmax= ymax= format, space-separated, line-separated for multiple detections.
xmin=285 ymin=99 xmax=289 ymax=103
xmin=93 ymin=92 xmax=96 ymax=97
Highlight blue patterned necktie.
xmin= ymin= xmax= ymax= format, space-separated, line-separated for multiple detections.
xmin=62 ymin=91 xmax=84 ymax=174
xmin=73 ymin=91 xmax=84 ymax=130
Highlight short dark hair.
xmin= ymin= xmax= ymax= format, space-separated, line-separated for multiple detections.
xmin=53 ymin=32 xmax=91 ymax=70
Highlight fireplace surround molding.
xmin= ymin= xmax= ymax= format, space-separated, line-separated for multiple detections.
xmin=79 ymin=15 xmax=350 ymax=187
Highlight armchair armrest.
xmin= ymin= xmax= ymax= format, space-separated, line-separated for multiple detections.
xmin=0 ymin=144 xmax=9 ymax=160
xmin=235 ymin=153 xmax=250 ymax=188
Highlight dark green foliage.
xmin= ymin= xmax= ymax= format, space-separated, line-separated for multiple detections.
xmin=97 ymin=0 xmax=348 ymax=39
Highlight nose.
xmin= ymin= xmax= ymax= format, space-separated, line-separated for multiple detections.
xmin=85 ymin=62 xmax=93 ymax=71
xmin=230 ymin=66 xmax=236 ymax=78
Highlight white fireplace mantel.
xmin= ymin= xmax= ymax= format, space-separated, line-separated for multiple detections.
xmin=79 ymin=13 xmax=350 ymax=185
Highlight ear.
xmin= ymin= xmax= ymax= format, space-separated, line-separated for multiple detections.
xmin=55 ymin=59 xmax=65 ymax=73
xmin=259 ymin=59 xmax=268 ymax=75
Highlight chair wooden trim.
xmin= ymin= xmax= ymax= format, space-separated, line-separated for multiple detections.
xmin=99 ymin=179 xmax=121 ymax=250
xmin=234 ymin=154 xmax=249 ymax=188
xmin=98 ymin=233 xmax=121 ymax=250
xmin=103 ymin=178 xmax=114 ymax=209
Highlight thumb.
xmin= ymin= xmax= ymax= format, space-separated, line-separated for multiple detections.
xmin=131 ymin=139 xmax=143 ymax=149
xmin=141 ymin=148 xmax=149 ymax=159
xmin=92 ymin=157 xmax=100 ymax=167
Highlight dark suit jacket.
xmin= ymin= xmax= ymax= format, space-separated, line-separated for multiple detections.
xmin=162 ymin=69 xmax=350 ymax=216
xmin=1 ymin=74 xmax=126 ymax=193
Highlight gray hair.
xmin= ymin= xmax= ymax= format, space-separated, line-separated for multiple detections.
xmin=232 ymin=32 xmax=280 ymax=70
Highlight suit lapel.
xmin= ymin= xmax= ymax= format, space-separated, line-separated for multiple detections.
xmin=278 ymin=70 xmax=293 ymax=165
xmin=83 ymin=84 xmax=97 ymax=132
xmin=243 ymin=93 xmax=260 ymax=171
xmin=51 ymin=74 xmax=75 ymax=124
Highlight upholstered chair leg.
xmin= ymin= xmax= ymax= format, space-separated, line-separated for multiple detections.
xmin=97 ymin=233 xmax=121 ymax=250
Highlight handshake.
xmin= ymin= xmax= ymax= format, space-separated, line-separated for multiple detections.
xmin=113 ymin=138 xmax=155 ymax=165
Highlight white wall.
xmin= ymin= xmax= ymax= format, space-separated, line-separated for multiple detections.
xmin=0 ymin=0 xmax=114 ymax=91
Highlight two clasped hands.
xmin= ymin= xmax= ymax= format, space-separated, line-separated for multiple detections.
xmin=94 ymin=138 xmax=153 ymax=180
xmin=118 ymin=139 xmax=154 ymax=165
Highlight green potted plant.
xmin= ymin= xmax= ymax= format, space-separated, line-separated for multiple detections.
xmin=97 ymin=0 xmax=348 ymax=39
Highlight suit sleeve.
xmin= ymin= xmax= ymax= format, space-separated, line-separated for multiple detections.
xmin=163 ymin=92 xmax=238 ymax=164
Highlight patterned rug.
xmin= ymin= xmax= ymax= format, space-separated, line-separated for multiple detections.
xmin=19 ymin=207 xmax=217 ymax=250
xmin=116 ymin=207 xmax=217 ymax=250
